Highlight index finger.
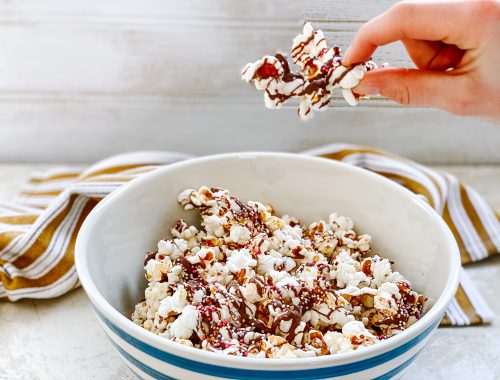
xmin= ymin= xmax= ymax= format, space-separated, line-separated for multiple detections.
xmin=343 ymin=0 xmax=478 ymax=65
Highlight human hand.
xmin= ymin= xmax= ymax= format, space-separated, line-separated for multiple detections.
xmin=343 ymin=0 xmax=500 ymax=117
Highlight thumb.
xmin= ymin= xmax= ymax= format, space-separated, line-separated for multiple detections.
xmin=354 ymin=67 xmax=471 ymax=115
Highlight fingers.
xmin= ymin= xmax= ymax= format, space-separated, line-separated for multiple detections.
xmin=354 ymin=67 xmax=473 ymax=115
xmin=343 ymin=0 xmax=477 ymax=65
xmin=402 ymin=39 xmax=444 ymax=69
xmin=402 ymin=39 xmax=465 ymax=71
xmin=425 ymin=43 xmax=466 ymax=71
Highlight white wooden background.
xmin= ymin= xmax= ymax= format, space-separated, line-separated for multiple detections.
xmin=0 ymin=0 xmax=498 ymax=164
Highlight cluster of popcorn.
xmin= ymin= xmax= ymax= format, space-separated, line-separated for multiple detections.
xmin=241 ymin=22 xmax=380 ymax=119
xmin=132 ymin=187 xmax=426 ymax=358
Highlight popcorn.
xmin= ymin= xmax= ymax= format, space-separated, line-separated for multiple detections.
xmin=132 ymin=187 xmax=427 ymax=358
xmin=342 ymin=320 xmax=378 ymax=348
xmin=204 ymin=215 xmax=226 ymax=237
xmin=304 ymin=330 xmax=329 ymax=355
xmin=330 ymin=250 xmax=368 ymax=288
xmin=168 ymin=305 xmax=200 ymax=339
xmin=158 ymin=239 xmax=184 ymax=260
xmin=229 ymin=225 xmax=251 ymax=244
xmin=205 ymin=262 xmax=232 ymax=285
xmin=242 ymin=22 xmax=384 ymax=119
xmin=226 ymin=249 xmax=257 ymax=273
xmin=241 ymin=55 xmax=305 ymax=110
xmin=157 ymin=285 xmax=188 ymax=317
xmin=374 ymin=282 xmax=401 ymax=317
xmin=241 ymin=56 xmax=284 ymax=89
xmin=145 ymin=258 xmax=171 ymax=282
xmin=324 ymin=331 xmax=353 ymax=354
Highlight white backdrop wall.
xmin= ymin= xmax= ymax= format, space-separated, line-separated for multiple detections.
xmin=0 ymin=0 xmax=498 ymax=164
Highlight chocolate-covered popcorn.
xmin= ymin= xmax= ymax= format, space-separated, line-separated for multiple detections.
xmin=242 ymin=22 xmax=382 ymax=119
xmin=132 ymin=187 xmax=426 ymax=358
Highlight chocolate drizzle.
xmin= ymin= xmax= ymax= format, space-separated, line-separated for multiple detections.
xmin=134 ymin=186 xmax=426 ymax=358
xmin=241 ymin=21 xmax=382 ymax=119
xmin=274 ymin=53 xmax=303 ymax=82
xmin=144 ymin=251 xmax=157 ymax=266
xmin=304 ymin=78 xmax=327 ymax=94
xmin=291 ymin=33 xmax=315 ymax=61
xmin=272 ymin=51 xmax=355 ymax=108
xmin=265 ymin=89 xmax=293 ymax=106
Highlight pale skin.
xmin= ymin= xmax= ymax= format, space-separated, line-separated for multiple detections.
xmin=343 ymin=0 xmax=500 ymax=117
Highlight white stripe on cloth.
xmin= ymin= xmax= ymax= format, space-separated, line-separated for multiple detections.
xmin=412 ymin=164 xmax=449 ymax=215
xmin=0 ymin=153 xmax=192 ymax=300
xmin=445 ymin=174 xmax=489 ymax=261
xmin=5 ymin=196 xmax=89 ymax=279
xmin=0 ymin=184 xmax=119 ymax=263
xmin=27 ymin=167 xmax=81 ymax=181
xmin=459 ymin=267 xmax=495 ymax=323
xmin=0 ymin=202 xmax=43 ymax=216
xmin=77 ymin=151 xmax=192 ymax=179
xmin=19 ymin=181 xmax=79 ymax=193
xmin=0 ymin=224 xmax=32 ymax=233
xmin=466 ymin=186 xmax=500 ymax=252
xmin=17 ymin=165 xmax=164 ymax=194
xmin=0 ymin=266 xmax=79 ymax=301
xmin=105 ymin=165 xmax=164 ymax=176
xmin=0 ymin=183 xmax=125 ymax=264
xmin=0 ymin=196 xmax=73 ymax=262
xmin=301 ymin=143 xmax=363 ymax=156
xmin=12 ymin=196 xmax=56 ymax=208
xmin=446 ymin=298 xmax=470 ymax=326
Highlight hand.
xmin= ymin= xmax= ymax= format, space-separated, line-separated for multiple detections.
xmin=343 ymin=0 xmax=500 ymax=117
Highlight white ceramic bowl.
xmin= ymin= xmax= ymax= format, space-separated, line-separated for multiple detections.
xmin=75 ymin=152 xmax=460 ymax=380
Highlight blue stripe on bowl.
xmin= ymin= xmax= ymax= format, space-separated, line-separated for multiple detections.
xmin=109 ymin=338 xmax=177 ymax=380
xmin=372 ymin=352 xmax=420 ymax=380
xmin=109 ymin=329 xmax=421 ymax=380
xmin=96 ymin=307 xmax=439 ymax=380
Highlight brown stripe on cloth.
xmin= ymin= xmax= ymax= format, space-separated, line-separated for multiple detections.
xmin=460 ymin=185 xmax=499 ymax=258
xmin=19 ymin=190 xmax=64 ymax=197
xmin=319 ymin=147 xmax=391 ymax=161
xmin=440 ymin=313 xmax=452 ymax=326
xmin=0 ymin=231 xmax=25 ymax=249
xmin=0 ymin=197 xmax=96 ymax=294
xmin=455 ymin=284 xmax=483 ymax=325
xmin=442 ymin=202 xmax=474 ymax=264
xmin=29 ymin=172 xmax=80 ymax=184
xmin=79 ymin=163 xmax=161 ymax=181
xmin=83 ymin=175 xmax=148 ymax=183
xmin=0 ymin=215 xmax=39 ymax=224
xmin=10 ymin=194 xmax=81 ymax=270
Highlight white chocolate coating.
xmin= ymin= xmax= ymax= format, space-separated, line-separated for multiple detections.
xmin=242 ymin=22 xmax=381 ymax=119
xmin=132 ymin=187 xmax=427 ymax=358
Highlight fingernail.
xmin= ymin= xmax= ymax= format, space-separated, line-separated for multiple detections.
xmin=353 ymin=84 xmax=379 ymax=96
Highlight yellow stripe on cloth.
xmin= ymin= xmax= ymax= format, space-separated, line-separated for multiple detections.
xmin=0 ymin=147 xmax=497 ymax=327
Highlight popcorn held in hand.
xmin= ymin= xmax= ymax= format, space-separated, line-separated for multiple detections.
xmin=241 ymin=22 xmax=380 ymax=119
xmin=132 ymin=187 xmax=427 ymax=358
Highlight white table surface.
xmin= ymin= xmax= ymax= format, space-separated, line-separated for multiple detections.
xmin=1 ymin=164 xmax=499 ymax=380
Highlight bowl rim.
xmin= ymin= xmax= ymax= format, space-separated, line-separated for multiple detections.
xmin=75 ymin=151 xmax=460 ymax=368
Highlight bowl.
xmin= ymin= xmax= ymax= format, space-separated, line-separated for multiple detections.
xmin=75 ymin=152 xmax=460 ymax=380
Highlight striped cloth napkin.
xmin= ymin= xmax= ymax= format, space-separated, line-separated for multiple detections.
xmin=0 ymin=145 xmax=497 ymax=327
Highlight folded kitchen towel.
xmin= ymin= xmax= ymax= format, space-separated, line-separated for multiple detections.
xmin=0 ymin=145 xmax=497 ymax=326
